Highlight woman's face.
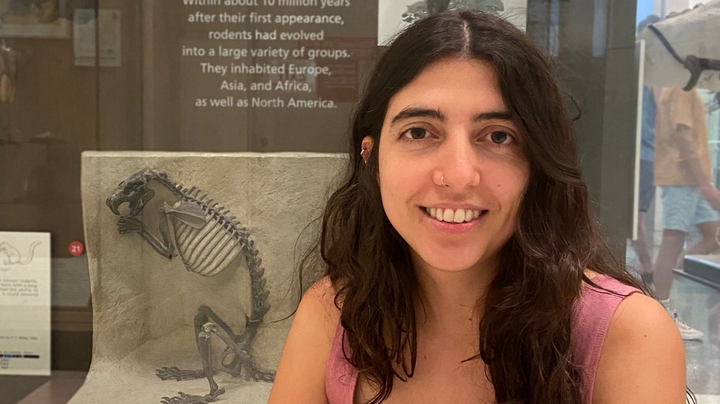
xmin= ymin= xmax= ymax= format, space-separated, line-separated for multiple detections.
xmin=375 ymin=58 xmax=530 ymax=274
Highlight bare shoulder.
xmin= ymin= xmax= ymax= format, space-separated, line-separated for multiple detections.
xmin=303 ymin=275 xmax=344 ymax=334
xmin=593 ymin=293 xmax=686 ymax=404
xmin=267 ymin=276 xmax=342 ymax=404
xmin=306 ymin=275 xmax=343 ymax=306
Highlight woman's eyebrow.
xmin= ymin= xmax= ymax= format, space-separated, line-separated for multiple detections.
xmin=390 ymin=107 xmax=513 ymax=127
xmin=473 ymin=111 xmax=513 ymax=122
xmin=390 ymin=107 xmax=446 ymax=126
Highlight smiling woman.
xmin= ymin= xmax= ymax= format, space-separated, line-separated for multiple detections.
xmin=268 ymin=10 xmax=692 ymax=404
xmin=372 ymin=59 xmax=528 ymax=273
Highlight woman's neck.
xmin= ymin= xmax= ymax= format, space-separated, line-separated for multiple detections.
xmin=412 ymin=253 xmax=499 ymax=331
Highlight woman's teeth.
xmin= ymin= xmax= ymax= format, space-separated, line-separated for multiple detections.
xmin=424 ymin=207 xmax=482 ymax=223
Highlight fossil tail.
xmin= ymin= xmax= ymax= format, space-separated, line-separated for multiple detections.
xmin=244 ymin=241 xmax=271 ymax=329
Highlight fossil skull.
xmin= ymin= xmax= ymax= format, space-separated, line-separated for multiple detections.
xmin=106 ymin=168 xmax=165 ymax=217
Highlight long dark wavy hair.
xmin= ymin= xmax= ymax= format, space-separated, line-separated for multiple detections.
xmin=299 ymin=10 xmax=692 ymax=404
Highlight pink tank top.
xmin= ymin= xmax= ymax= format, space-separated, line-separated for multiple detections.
xmin=324 ymin=274 xmax=641 ymax=404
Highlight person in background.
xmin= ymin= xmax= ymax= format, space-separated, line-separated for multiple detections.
xmin=653 ymin=84 xmax=720 ymax=341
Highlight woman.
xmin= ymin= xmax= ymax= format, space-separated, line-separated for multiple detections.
xmin=268 ymin=10 xmax=690 ymax=404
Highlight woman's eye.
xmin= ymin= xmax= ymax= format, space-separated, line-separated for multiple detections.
xmin=402 ymin=127 xmax=428 ymax=140
xmin=489 ymin=131 xmax=512 ymax=144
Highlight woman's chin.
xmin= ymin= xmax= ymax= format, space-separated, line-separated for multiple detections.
xmin=408 ymin=239 xmax=499 ymax=274
xmin=415 ymin=251 xmax=487 ymax=274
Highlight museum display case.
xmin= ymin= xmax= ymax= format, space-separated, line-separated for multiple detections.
xmin=1 ymin=0 xmax=718 ymax=403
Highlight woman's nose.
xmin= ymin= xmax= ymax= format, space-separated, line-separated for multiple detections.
xmin=437 ymin=136 xmax=481 ymax=189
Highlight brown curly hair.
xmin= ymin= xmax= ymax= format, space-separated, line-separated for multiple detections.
xmin=298 ymin=10 xmax=692 ymax=404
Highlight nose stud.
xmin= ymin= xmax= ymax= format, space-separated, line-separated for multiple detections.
xmin=441 ymin=175 xmax=448 ymax=187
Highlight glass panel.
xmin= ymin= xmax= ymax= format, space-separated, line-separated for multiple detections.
xmin=138 ymin=1 xmax=380 ymax=152
xmin=0 ymin=1 xmax=91 ymax=259
xmin=0 ymin=0 xmax=95 ymax=383
xmin=631 ymin=0 xmax=720 ymax=399
xmin=3 ymin=0 xmax=717 ymax=401
xmin=0 ymin=0 xmax=532 ymax=389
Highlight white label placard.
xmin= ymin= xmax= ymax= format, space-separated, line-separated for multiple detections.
xmin=0 ymin=231 xmax=51 ymax=375
xmin=73 ymin=9 xmax=122 ymax=67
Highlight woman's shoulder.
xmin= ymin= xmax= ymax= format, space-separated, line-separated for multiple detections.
xmin=302 ymin=275 xmax=343 ymax=330
xmin=576 ymin=272 xmax=665 ymax=350
xmin=266 ymin=276 xmax=343 ymax=404
xmin=593 ymin=293 xmax=686 ymax=402
xmin=585 ymin=274 xmax=686 ymax=403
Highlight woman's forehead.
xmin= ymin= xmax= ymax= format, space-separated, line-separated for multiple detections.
xmin=385 ymin=59 xmax=507 ymax=122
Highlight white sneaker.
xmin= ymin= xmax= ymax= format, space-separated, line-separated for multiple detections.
xmin=673 ymin=313 xmax=704 ymax=341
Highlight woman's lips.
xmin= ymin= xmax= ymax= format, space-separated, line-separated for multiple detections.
xmin=420 ymin=207 xmax=487 ymax=235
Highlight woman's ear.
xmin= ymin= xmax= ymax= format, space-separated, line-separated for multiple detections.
xmin=361 ymin=136 xmax=374 ymax=164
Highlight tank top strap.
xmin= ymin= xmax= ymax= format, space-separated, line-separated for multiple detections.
xmin=572 ymin=274 xmax=643 ymax=404
xmin=325 ymin=318 xmax=358 ymax=404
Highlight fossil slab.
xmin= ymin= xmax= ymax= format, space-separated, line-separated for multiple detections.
xmin=73 ymin=152 xmax=344 ymax=404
